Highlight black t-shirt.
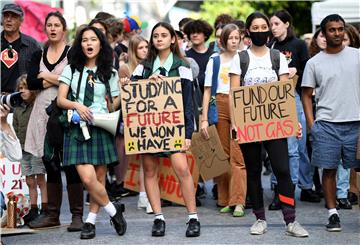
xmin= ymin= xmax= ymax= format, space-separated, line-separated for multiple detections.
xmin=114 ymin=43 xmax=128 ymax=57
xmin=27 ymin=45 xmax=70 ymax=90
xmin=186 ymin=47 xmax=214 ymax=94
xmin=1 ymin=36 xmax=21 ymax=93
xmin=270 ymin=36 xmax=309 ymax=95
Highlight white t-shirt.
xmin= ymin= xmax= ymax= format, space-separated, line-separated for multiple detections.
xmin=302 ymin=46 xmax=360 ymax=122
xmin=204 ymin=55 xmax=233 ymax=94
xmin=230 ymin=49 xmax=289 ymax=86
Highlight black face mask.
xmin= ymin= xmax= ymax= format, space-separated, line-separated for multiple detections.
xmin=249 ymin=31 xmax=271 ymax=46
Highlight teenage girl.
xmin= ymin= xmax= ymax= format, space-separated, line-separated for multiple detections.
xmin=201 ymin=24 xmax=247 ymax=217
xmin=57 ymin=26 xmax=126 ymax=240
xmin=229 ymin=12 xmax=308 ymax=237
xmin=125 ymin=22 xmax=200 ymax=237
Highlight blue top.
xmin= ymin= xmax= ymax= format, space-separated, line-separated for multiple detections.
xmin=59 ymin=65 xmax=120 ymax=114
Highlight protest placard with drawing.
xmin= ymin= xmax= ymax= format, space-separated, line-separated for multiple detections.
xmin=121 ymin=77 xmax=185 ymax=154
xmin=231 ymin=80 xmax=298 ymax=143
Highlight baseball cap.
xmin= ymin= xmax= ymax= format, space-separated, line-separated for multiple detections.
xmin=122 ymin=16 xmax=140 ymax=33
xmin=2 ymin=3 xmax=24 ymax=17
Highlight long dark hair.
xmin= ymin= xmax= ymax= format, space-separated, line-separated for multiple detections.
xmin=45 ymin=11 xmax=67 ymax=31
xmin=147 ymin=22 xmax=184 ymax=64
xmin=44 ymin=11 xmax=67 ymax=47
xmin=69 ymin=26 xmax=114 ymax=83
xmin=245 ymin=12 xmax=270 ymax=31
xmin=271 ymin=9 xmax=295 ymax=39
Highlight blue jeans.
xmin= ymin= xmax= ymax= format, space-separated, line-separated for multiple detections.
xmin=272 ymin=92 xmax=304 ymax=186
xmin=336 ymin=163 xmax=350 ymax=199
xmin=296 ymin=93 xmax=314 ymax=190
xmin=272 ymin=93 xmax=314 ymax=188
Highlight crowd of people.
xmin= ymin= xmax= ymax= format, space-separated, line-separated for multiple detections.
xmin=1 ymin=2 xmax=359 ymax=241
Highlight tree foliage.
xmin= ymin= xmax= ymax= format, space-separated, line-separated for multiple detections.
xmin=196 ymin=0 xmax=315 ymax=35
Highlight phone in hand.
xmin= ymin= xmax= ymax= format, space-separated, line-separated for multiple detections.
xmin=231 ymin=129 xmax=237 ymax=140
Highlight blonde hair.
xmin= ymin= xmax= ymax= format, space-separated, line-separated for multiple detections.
xmin=128 ymin=35 xmax=148 ymax=73
xmin=16 ymin=75 xmax=37 ymax=104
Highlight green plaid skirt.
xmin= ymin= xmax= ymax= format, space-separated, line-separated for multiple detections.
xmin=62 ymin=125 xmax=118 ymax=166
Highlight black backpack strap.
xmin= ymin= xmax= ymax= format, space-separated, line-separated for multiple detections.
xmin=75 ymin=67 xmax=83 ymax=100
xmin=270 ymin=49 xmax=280 ymax=79
xmin=239 ymin=50 xmax=249 ymax=86
xmin=104 ymin=81 xmax=114 ymax=112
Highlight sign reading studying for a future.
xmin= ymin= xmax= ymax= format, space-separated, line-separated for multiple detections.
xmin=231 ymin=80 xmax=298 ymax=143
xmin=121 ymin=77 xmax=185 ymax=154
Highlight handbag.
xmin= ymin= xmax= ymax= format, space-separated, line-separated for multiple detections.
xmin=208 ymin=55 xmax=220 ymax=125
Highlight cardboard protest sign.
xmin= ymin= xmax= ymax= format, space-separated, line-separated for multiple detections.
xmin=190 ymin=125 xmax=230 ymax=180
xmin=0 ymin=157 xmax=29 ymax=197
xmin=231 ymin=80 xmax=298 ymax=143
xmin=121 ymin=77 xmax=185 ymax=155
xmin=124 ymin=153 xmax=199 ymax=205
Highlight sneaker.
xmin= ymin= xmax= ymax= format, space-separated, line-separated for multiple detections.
xmin=286 ymin=221 xmax=309 ymax=237
xmin=250 ymin=219 xmax=267 ymax=235
xmin=186 ymin=218 xmax=200 ymax=237
xmin=152 ymin=219 xmax=165 ymax=237
xmin=137 ymin=196 xmax=148 ymax=209
xmin=326 ymin=214 xmax=342 ymax=232
xmin=348 ymin=192 xmax=358 ymax=205
xmin=337 ymin=198 xmax=352 ymax=209
xmin=80 ymin=222 xmax=96 ymax=239
xmin=300 ymin=189 xmax=321 ymax=203
xmin=146 ymin=202 xmax=153 ymax=214
xmin=220 ymin=206 xmax=233 ymax=213
xmin=110 ymin=201 xmax=127 ymax=236
xmin=233 ymin=205 xmax=245 ymax=217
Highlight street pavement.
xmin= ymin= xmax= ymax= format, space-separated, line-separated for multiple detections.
xmin=2 ymin=174 xmax=360 ymax=245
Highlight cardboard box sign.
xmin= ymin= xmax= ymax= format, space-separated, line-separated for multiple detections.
xmin=124 ymin=153 xmax=199 ymax=206
xmin=190 ymin=125 xmax=230 ymax=180
xmin=120 ymin=77 xmax=185 ymax=155
xmin=231 ymin=80 xmax=298 ymax=144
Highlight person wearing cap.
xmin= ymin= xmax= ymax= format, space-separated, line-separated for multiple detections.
xmin=1 ymin=3 xmax=41 ymax=93
xmin=114 ymin=16 xmax=141 ymax=58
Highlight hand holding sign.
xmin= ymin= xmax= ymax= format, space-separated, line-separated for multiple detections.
xmin=121 ymin=77 xmax=185 ymax=154
xmin=231 ymin=80 xmax=298 ymax=143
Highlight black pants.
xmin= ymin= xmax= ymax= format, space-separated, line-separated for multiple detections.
xmin=240 ymin=138 xmax=294 ymax=210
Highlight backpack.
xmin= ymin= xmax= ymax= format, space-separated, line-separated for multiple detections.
xmin=239 ymin=49 xmax=280 ymax=86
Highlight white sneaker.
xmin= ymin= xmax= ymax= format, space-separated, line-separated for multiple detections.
xmin=250 ymin=219 xmax=267 ymax=235
xmin=146 ymin=202 xmax=153 ymax=214
xmin=137 ymin=196 xmax=148 ymax=209
xmin=286 ymin=221 xmax=309 ymax=237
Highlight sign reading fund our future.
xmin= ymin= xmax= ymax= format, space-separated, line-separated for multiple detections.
xmin=231 ymin=80 xmax=298 ymax=143
xmin=121 ymin=77 xmax=185 ymax=154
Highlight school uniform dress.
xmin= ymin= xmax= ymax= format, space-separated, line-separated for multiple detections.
xmin=131 ymin=53 xmax=194 ymax=157
xmin=59 ymin=65 xmax=120 ymax=166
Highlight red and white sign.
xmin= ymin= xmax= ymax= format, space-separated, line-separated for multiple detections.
xmin=1 ymin=48 xmax=19 ymax=69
